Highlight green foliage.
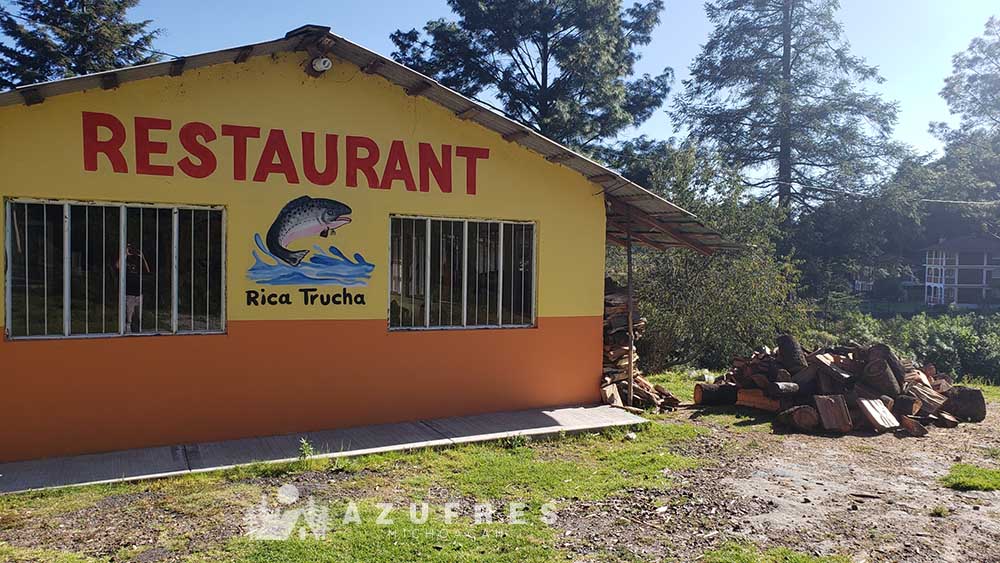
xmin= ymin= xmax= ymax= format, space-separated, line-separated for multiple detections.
xmin=941 ymin=464 xmax=1000 ymax=492
xmin=701 ymin=542 xmax=849 ymax=563
xmin=817 ymin=312 xmax=1000 ymax=382
xmin=673 ymin=0 xmax=900 ymax=210
xmin=0 ymin=0 xmax=161 ymax=89
xmin=605 ymin=141 xmax=807 ymax=370
xmin=940 ymin=16 xmax=1000 ymax=134
xmin=298 ymin=438 xmax=315 ymax=460
xmin=390 ymin=0 xmax=671 ymax=148
xmin=0 ymin=542 xmax=105 ymax=563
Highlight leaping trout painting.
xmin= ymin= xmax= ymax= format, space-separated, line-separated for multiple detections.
xmin=266 ymin=196 xmax=353 ymax=266
xmin=247 ymin=196 xmax=374 ymax=287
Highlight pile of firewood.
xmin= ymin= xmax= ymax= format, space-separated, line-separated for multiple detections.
xmin=695 ymin=334 xmax=988 ymax=436
xmin=600 ymin=278 xmax=680 ymax=412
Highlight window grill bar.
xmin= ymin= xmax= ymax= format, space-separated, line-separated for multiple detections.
xmin=118 ymin=206 xmax=126 ymax=334
xmin=171 ymin=208 xmax=178 ymax=333
xmin=43 ymin=204 xmax=48 ymax=334
xmin=24 ymin=204 xmax=28 ymax=335
xmin=62 ymin=203 xmax=70 ymax=336
xmin=220 ymin=209 xmax=227 ymax=332
xmin=424 ymin=218 xmax=431 ymax=328
xmin=4 ymin=202 xmax=11 ymax=338
xmin=84 ymin=206 xmax=89 ymax=333
xmin=102 ymin=207 xmax=106 ymax=333
xmin=139 ymin=207 xmax=143 ymax=333
xmin=462 ymin=221 xmax=468 ymax=327
xmin=206 ymin=210 xmax=211 ymax=329
xmin=497 ymin=222 xmax=503 ymax=327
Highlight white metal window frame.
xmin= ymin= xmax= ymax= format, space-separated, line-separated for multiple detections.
xmin=387 ymin=214 xmax=537 ymax=331
xmin=4 ymin=197 xmax=227 ymax=341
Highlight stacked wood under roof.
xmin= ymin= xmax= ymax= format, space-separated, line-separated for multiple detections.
xmin=695 ymin=334 xmax=988 ymax=436
xmin=600 ymin=278 xmax=680 ymax=412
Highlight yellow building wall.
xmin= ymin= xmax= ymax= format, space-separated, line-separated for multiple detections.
xmin=0 ymin=52 xmax=605 ymax=324
xmin=0 ymin=50 xmax=607 ymax=462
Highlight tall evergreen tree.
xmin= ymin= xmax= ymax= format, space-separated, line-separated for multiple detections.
xmin=0 ymin=0 xmax=160 ymax=89
xmin=391 ymin=0 xmax=672 ymax=149
xmin=940 ymin=16 xmax=1000 ymax=135
xmin=673 ymin=0 xmax=899 ymax=211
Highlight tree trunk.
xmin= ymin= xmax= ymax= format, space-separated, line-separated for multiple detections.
xmin=942 ymin=386 xmax=987 ymax=422
xmin=863 ymin=359 xmax=901 ymax=397
xmin=776 ymin=334 xmax=809 ymax=374
xmin=776 ymin=0 xmax=794 ymax=213
xmin=776 ymin=405 xmax=821 ymax=432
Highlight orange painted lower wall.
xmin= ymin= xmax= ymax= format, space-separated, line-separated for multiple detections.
xmin=0 ymin=316 xmax=601 ymax=462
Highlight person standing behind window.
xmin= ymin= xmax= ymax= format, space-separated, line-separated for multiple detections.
xmin=116 ymin=243 xmax=150 ymax=333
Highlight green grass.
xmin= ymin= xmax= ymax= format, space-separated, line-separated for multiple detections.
xmin=929 ymin=505 xmax=951 ymax=518
xmin=0 ymin=542 xmax=107 ymax=563
xmin=400 ymin=422 xmax=704 ymax=502
xmin=187 ymin=502 xmax=557 ymax=563
xmin=643 ymin=370 xmax=709 ymax=402
xmin=941 ymin=463 xmax=1000 ymax=491
xmin=701 ymin=542 xmax=849 ymax=563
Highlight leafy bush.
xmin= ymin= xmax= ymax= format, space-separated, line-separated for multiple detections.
xmin=816 ymin=312 xmax=1000 ymax=383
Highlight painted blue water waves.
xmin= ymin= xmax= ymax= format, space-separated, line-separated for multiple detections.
xmin=248 ymin=233 xmax=374 ymax=286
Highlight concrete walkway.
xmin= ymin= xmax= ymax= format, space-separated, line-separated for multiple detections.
xmin=0 ymin=405 xmax=645 ymax=494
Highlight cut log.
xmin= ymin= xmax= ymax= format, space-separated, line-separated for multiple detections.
xmin=863 ymin=359 xmax=901 ymax=397
xmin=904 ymin=370 xmax=933 ymax=388
xmin=600 ymin=384 xmax=623 ymax=407
xmin=737 ymin=389 xmax=783 ymax=413
xmin=857 ymin=398 xmax=900 ymax=432
xmin=942 ymin=386 xmax=987 ymax=423
xmin=792 ymin=365 xmax=819 ymax=386
xmin=750 ymin=373 xmax=772 ymax=390
xmin=776 ymin=405 xmax=821 ymax=433
xmin=932 ymin=378 xmax=953 ymax=395
xmin=907 ymin=384 xmax=948 ymax=415
xmin=867 ymin=344 xmax=907 ymax=387
xmin=693 ymin=383 xmax=739 ymax=406
xmin=653 ymin=384 xmax=682 ymax=408
xmin=899 ymin=415 xmax=929 ymax=437
xmin=891 ymin=395 xmax=922 ymax=418
xmin=814 ymin=395 xmax=853 ymax=434
xmin=776 ymin=334 xmax=809 ymax=374
xmin=775 ymin=369 xmax=794 ymax=383
xmin=766 ymin=381 xmax=800 ymax=397
xmin=933 ymin=411 xmax=960 ymax=429
xmin=819 ymin=365 xmax=852 ymax=394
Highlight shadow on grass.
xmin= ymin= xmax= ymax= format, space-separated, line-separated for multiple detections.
xmin=687 ymin=406 xmax=776 ymax=430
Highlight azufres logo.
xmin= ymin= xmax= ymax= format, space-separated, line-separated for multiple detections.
xmin=243 ymin=484 xmax=558 ymax=540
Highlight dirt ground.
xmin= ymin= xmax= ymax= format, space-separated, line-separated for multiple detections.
xmin=556 ymin=404 xmax=1000 ymax=562
xmin=2 ymin=404 xmax=999 ymax=562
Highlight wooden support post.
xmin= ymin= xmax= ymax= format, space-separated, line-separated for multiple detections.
xmin=626 ymin=210 xmax=635 ymax=408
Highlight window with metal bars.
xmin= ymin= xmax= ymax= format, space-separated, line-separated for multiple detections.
xmin=389 ymin=216 xmax=535 ymax=330
xmin=4 ymin=199 xmax=225 ymax=339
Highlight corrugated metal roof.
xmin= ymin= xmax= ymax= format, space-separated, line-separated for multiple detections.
xmin=0 ymin=24 xmax=736 ymax=255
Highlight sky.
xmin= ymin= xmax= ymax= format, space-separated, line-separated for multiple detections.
xmin=125 ymin=0 xmax=999 ymax=156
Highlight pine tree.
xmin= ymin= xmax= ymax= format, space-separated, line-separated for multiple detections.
xmin=391 ymin=0 xmax=672 ymax=149
xmin=940 ymin=16 xmax=1000 ymax=135
xmin=0 ymin=0 xmax=161 ymax=89
xmin=673 ymin=0 xmax=899 ymax=211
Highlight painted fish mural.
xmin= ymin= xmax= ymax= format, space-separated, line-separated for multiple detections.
xmin=266 ymin=196 xmax=353 ymax=266
xmin=247 ymin=196 xmax=374 ymax=287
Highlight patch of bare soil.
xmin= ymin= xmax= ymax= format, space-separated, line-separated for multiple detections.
xmin=555 ymin=406 xmax=1000 ymax=563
